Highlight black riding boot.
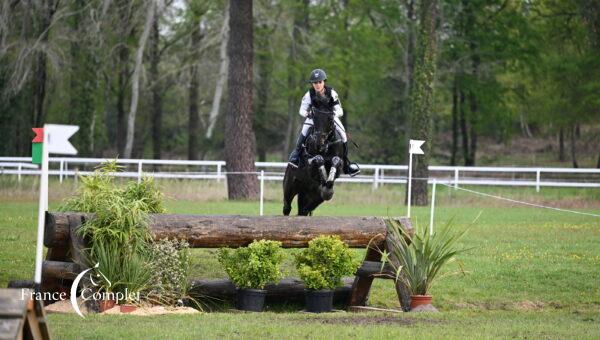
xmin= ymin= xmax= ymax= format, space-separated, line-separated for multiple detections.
xmin=288 ymin=134 xmax=307 ymax=167
xmin=343 ymin=142 xmax=360 ymax=177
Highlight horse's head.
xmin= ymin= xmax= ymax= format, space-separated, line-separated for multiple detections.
xmin=307 ymin=108 xmax=335 ymax=154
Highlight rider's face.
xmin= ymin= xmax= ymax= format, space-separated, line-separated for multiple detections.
xmin=312 ymin=80 xmax=325 ymax=93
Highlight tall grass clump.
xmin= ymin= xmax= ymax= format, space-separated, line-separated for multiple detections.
xmin=60 ymin=161 xmax=193 ymax=307
xmin=60 ymin=161 xmax=164 ymax=255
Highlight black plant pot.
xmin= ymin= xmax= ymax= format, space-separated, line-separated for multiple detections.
xmin=236 ymin=288 xmax=267 ymax=312
xmin=305 ymin=289 xmax=334 ymax=313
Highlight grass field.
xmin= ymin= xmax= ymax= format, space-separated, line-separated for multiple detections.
xmin=1 ymin=177 xmax=599 ymax=338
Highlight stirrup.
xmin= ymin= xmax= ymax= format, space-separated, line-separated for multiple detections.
xmin=346 ymin=163 xmax=360 ymax=177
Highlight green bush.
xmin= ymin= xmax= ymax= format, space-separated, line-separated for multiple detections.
xmin=294 ymin=235 xmax=360 ymax=290
xmin=146 ymin=239 xmax=191 ymax=305
xmin=218 ymin=240 xmax=285 ymax=289
xmin=385 ymin=219 xmax=471 ymax=295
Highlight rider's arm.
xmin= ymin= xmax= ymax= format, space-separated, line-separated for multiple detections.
xmin=331 ymin=89 xmax=344 ymax=118
xmin=299 ymin=92 xmax=311 ymax=117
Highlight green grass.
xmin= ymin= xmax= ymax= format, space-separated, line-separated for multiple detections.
xmin=1 ymin=179 xmax=600 ymax=338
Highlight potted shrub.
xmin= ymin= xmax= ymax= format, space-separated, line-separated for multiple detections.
xmin=294 ymin=235 xmax=360 ymax=313
xmin=385 ymin=219 xmax=471 ymax=310
xmin=218 ymin=240 xmax=284 ymax=312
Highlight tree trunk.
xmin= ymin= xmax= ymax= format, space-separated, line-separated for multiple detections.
xmin=150 ymin=11 xmax=162 ymax=160
xmin=124 ymin=0 xmax=159 ymax=159
xmin=403 ymin=0 xmax=416 ymax=141
xmin=459 ymin=89 xmax=469 ymax=165
xmin=467 ymin=91 xmax=478 ymax=166
xmin=188 ymin=23 xmax=202 ymax=160
xmin=224 ymin=0 xmax=259 ymax=200
xmin=558 ymin=128 xmax=565 ymax=162
xmin=116 ymin=51 xmax=128 ymax=154
xmin=32 ymin=0 xmax=56 ymax=127
xmin=570 ymin=125 xmax=578 ymax=168
xmin=254 ymin=23 xmax=273 ymax=163
xmin=115 ymin=0 xmax=133 ymax=154
xmin=69 ymin=0 xmax=97 ymax=157
xmin=205 ymin=3 xmax=229 ymax=139
xmin=282 ymin=0 xmax=309 ymax=159
xmin=408 ymin=0 xmax=437 ymax=206
xmin=450 ymin=76 xmax=458 ymax=165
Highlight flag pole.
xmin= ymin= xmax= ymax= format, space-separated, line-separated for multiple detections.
xmin=34 ymin=126 xmax=49 ymax=290
xmin=406 ymin=139 xmax=425 ymax=220
xmin=407 ymin=151 xmax=413 ymax=218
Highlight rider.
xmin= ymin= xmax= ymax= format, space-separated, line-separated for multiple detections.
xmin=288 ymin=68 xmax=360 ymax=177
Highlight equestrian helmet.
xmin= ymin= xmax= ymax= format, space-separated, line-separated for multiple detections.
xmin=309 ymin=69 xmax=327 ymax=83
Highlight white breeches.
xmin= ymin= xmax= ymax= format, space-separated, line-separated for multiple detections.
xmin=301 ymin=117 xmax=347 ymax=143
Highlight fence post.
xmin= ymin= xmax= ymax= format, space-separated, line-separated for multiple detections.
xmin=380 ymin=169 xmax=384 ymax=187
xmin=18 ymin=164 xmax=22 ymax=182
xmin=536 ymin=169 xmax=541 ymax=192
xmin=138 ymin=160 xmax=143 ymax=183
xmin=454 ymin=169 xmax=459 ymax=189
xmin=260 ymin=170 xmax=264 ymax=216
xmin=430 ymin=178 xmax=437 ymax=235
xmin=59 ymin=159 xmax=64 ymax=183
xmin=372 ymin=167 xmax=379 ymax=190
xmin=217 ymin=164 xmax=222 ymax=182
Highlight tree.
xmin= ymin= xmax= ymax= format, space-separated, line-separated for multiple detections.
xmin=409 ymin=0 xmax=438 ymax=206
xmin=224 ymin=0 xmax=259 ymax=200
xmin=69 ymin=0 xmax=97 ymax=156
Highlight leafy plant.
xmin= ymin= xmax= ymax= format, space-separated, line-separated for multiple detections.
xmin=384 ymin=219 xmax=471 ymax=296
xmin=60 ymin=160 xmax=165 ymax=257
xmin=294 ymin=235 xmax=360 ymax=290
xmin=146 ymin=239 xmax=192 ymax=305
xmin=218 ymin=240 xmax=285 ymax=289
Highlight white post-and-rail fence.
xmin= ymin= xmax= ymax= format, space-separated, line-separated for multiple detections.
xmin=1 ymin=157 xmax=600 ymax=191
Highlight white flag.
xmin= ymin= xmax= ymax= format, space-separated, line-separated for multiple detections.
xmin=409 ymin=139 xmax=425 ymax=155
xmin=45 ymin=124 xmax=79 ymax=155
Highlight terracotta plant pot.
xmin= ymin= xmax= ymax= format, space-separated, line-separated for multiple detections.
xmin=120 ymin=303 xmax=137 ymax=313
xmin=410 ymin=295 xmax=432 ymax=310
xmin=98 ymin=299 xmax=116 ymax=312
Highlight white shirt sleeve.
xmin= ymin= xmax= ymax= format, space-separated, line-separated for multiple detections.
xmin=331 ymin=89 xmax=344 ymax=118
xmin=299 ymin=92 xmax=311 ymax=117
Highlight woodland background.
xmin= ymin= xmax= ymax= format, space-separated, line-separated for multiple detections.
xmin=1 ymin=0 xmax=599 ymax=169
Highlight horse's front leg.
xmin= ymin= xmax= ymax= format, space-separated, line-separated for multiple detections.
xmin=309 ymin=155 xmax=326 ymax=182
xmin=326 ymin=156 xmax=343 ymax=184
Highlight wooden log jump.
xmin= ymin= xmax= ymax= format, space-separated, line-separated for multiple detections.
xmin=45 ymin=213 xmax=397 ymax=248
xmin=42 ymin=212 xmax=413 ymax=310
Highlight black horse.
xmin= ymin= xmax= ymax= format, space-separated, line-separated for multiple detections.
xmin=282 ymin=107 xmax=344 ymax=216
